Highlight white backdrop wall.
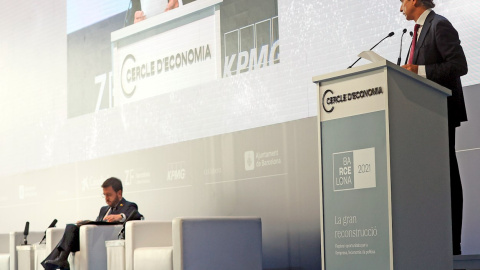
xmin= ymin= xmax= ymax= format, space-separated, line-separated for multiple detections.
xmin=1 ymin=0 xmax=479 ymax=178
xmin=1 ymin=0 xmax=479 ymax=266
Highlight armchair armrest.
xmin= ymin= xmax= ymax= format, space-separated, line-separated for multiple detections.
xmin=74 ymin=225 xmax=122 ymax=270
xmin=125 ymin=220 xmax=172 ymax=270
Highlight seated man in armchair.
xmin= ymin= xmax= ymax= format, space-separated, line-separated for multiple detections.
xmin=42 ymin=177 xmax=143 ymax=270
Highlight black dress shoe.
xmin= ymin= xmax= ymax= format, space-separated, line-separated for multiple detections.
xmin=41 ymin=260 xmax=57 ymax=270
xmin=44 ymin=258 xmax=70 ymax=270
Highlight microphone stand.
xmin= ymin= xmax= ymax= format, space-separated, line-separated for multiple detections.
xmin=39 ymin=219 xmax=58 ymax=245
xmin=348 ymin=32 xmax=395 ymax=69
xmin=404 ymin=31 xmax=414 ymax=65
xmin=397 ymin=29 xmax=407 ymax=65
xmin=22 ymin=221 xmax=29 ymax=245
xmin=118 ymin=210 xmax=140 ymax=240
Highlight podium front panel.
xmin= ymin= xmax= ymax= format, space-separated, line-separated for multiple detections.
xmin=318 ymin=68 xmax=393 ymax=270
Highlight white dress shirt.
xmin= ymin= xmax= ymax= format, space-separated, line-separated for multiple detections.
xmin=414 ymin=9 xmax=432 ymax=78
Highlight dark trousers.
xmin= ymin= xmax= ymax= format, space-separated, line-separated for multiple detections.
xmin=43 ymin=224 xmax=80 ymax=262
xmin=449 ymin=125 xmax=463 ymax=255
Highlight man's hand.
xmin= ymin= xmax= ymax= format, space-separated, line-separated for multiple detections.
xmin=103 ymin=214 xmax=123 ymax=222
xmin=401 ymin=64 xmax=419 ymax=74
xmin=76 ymin=220 xmax=90 ymax=226
xmin=134 ymin=11 xmax=146 ymax=23
xmin=165 ymin=0 xmax=179 ymax=11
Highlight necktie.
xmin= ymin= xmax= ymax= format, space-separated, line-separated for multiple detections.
xmin=407 ymin=24 xmax=421 ymax=64
xmin=103 ymin=207 xmax=112 ymax=220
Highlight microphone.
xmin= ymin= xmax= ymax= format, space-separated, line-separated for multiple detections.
xmin=397 ymin=29 xmax=407 ymax=65
xmin=23 ymin=221 xmax=29 ymax=245
xmin=404 ymin=31 xmax=414 ymax=65
xmin=118 ymin=210 xmax=140 ymax=240
xmin=348 ymin=32 xmax=395 ymax=69
xmin=39 ymin=219 xmax=58 ymax=245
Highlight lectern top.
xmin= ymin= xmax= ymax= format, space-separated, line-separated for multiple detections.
xmin=112 ymin=0 xmax=223 ymax=42
xmin=312 ymin=59 xmax=451 ymax=97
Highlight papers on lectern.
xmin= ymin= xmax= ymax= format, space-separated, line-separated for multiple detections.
xmin=358 ymin=51 xmax=385 ymax=63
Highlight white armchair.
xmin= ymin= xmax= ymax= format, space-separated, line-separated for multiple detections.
xmin=43 ymin=225 xmax=122 ymax=270
xmin=72 ymin=225 xmax=123 ymax=270
xmin=129 ymin=217 xmax=263 ymax=270
xmin=36 ymin=227 xmax=67 ymax=269
xmin=9 ymin=231 xmax=44 ymax=270
xmin=0 ymin=234 xmax=9 ymax=270
xmin=45 ymin=228 xmax=65 ymax=255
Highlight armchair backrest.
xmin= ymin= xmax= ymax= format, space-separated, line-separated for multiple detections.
xmin=0 ymin=234 xmax=9 ymax=270
xmin=0 ymin=234 xmax=9 ymax=253
xmin=172 ymin=217 xmax=263 ymax=270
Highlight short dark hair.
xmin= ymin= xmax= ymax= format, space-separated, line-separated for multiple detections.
xmin=102 ymin=177 xmax=123 ymax=192
xmin=419 ymin=0 xmax=435 ymax=8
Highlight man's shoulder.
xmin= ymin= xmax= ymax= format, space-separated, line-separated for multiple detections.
xmin=426 ymin=11 xmax=457 ymax=34
xmin=429 ymin=11 xmax=450 ymax=25
xmin=119 ymin=198 xmax=138 ymax=208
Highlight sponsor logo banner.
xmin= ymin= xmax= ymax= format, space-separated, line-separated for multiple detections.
xmin=319 ymin=71 xmax=386 ymax=122
xmin=223 ymin=16 xmax=280 ymax=77
xmin=333 ymin=148 xmax=376 ymax=191
xmin=166 ymin=161 xmax=187 ymax=181
xmin=244 ymin=149 xmax=282 ymax=171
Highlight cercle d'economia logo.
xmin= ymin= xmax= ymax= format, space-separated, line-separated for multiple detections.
xmin=322 ymin=87 xmax=384 ymax=113
xmin=120 ymin=45 xmax=213 ymax=98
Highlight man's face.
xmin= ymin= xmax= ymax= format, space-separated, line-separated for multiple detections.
xmin=103 ymin=186 xmax=121 ymax=207
xmin=400 ymin=0 xmax=416 ymax=21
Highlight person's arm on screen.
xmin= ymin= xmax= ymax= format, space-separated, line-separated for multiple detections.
xmin=165 ymin=0 xmax=179 ymax=11
xmin=134 ymin=10 xmax=146 ymax=23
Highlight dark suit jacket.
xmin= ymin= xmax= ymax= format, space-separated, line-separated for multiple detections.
xmin=412 ymin=11 xmax=468 ymax=127
xmin=95 ymin=197 xmax=142 ymax=222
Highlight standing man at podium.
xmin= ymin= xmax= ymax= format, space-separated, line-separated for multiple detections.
xmin=399 ymin=0 xmax=468 ymax=255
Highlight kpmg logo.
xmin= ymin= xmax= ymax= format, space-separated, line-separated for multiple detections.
xmin=223 ymin=17 xmax=280 ymax=77
xmin=167 ymin=162 xmax=186 ymax=181
xmin=121 ymin=45 xmax=212 ymax=98
xmin=322 ymin=87 xmax=384 ymax=113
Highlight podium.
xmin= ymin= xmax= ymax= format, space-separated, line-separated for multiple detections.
xmin=111 ymin=0 xmax=223 ymax=106
xmin=16 ymin=245 xmax=34 ymax=270
xmin=313 ymin=60 xmax=453 ymax=270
